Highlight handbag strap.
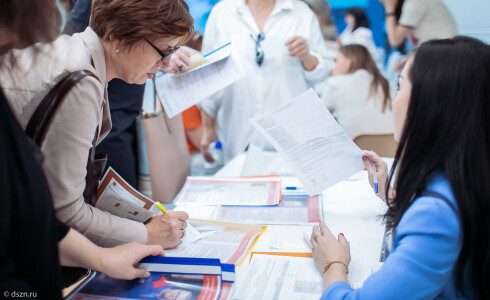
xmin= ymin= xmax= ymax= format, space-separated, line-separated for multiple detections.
xmin=25 ymin=70 xmax=99 ymax=146
xmin=152 ymin=76 xmax=172 ymax=134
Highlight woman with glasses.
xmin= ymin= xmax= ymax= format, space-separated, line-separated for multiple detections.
xmin=199 ymin=0 xmax=333 ymax=163
xmin=1 ymin=0 xmax=192 ymax=252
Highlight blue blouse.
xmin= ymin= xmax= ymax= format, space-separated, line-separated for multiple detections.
xmin=321 ymin=171 xmax=471 ymax=299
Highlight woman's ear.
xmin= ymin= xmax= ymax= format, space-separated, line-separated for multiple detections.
xmin=108 ymin=34 xmax=123 ymax=54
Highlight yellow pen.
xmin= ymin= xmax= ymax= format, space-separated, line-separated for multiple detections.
xmin=154 ymin=201 xmax=168 ymax=214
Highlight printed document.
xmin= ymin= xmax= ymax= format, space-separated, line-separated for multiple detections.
xmin=96 ymin=167 xmax=157 ymax=222
xmin=176 ymin=194 xmax=322 ymax=225
xmin=154 ymin=43 xmax=245 ymax=118
xmin=164 ymin=220 xmax=265 ymax=265
xmin=232 ymin=254 xmax=383 ymax=300
xmin=174 ymin=177 xmax=282 ymax=206
xmin=250 ymin=88 xmax=365 ymax=195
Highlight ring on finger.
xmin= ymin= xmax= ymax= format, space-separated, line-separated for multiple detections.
xmin=181 ymin=221 xmax=186 ymax=230
xmin=181 ymin=230 xmax=186 ymax=238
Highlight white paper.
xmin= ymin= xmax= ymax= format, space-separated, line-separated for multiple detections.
xmin=250 ymin=88 xmax=365 ymax=195
xmin=232 ymin=254 xmax=383 ymax=300
xmin=164 ymin=220 xmax=263 ymax=265
xmin=179 ymin=223 xmax=204 ymax=246
xmin=96 ymin=174 xmax=154 ymax=223
xmin=241 ymin=145 xmax=294 ymax=177
xmin=154 ymin=43 xmax=245 ymax=118
xmin=174 ymin=177 xmax=281 ymax=206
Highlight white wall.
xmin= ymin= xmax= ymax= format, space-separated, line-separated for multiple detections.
xmin=444 ymin=0 xmax=490 ymax=44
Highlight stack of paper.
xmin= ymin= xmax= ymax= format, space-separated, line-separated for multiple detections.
xmin=165 ymin=220 xmax=266 ymax=266
xmin=231 ymin=253 xmax=383 ymax=300
xmin=66 ymin=256 xmax=236 ymax=300
xmin=174 ymin=177 xmax=282 ymax=206
xmin=176 ymin=194 xmax=323 ymax=225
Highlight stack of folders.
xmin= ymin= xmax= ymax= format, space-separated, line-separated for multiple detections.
xmin=66 ymin=256 xmax=235 ymax=300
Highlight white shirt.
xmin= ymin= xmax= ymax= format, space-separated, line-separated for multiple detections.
xmin=399 ymin=0 xmax=458 ymax=45
xmin=199 ymin=0 xmax=333 ymax=162
xmin=321 ymin=70 xmax=395 ymax=139
xmin=339 ymin=26 xmax=377 ymax=54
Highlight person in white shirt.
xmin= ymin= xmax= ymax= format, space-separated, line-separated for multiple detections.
xmin=380 ymin=0 xmax=458 ymax=47
xmin=339 ymin=7 xmax=377 ymax=55
xmin=321 ymin=44 xmax=394 ymax=139
xmin=199 ymin=0 xmax=333 ymax=163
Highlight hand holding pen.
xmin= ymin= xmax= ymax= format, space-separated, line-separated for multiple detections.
xmin=361 ymin=150 xmax=389 ymax=202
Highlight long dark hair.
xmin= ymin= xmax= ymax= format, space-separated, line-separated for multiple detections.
xmin=346 ymin=7 xmax=370 ymax=31
xmin=339 ymin=44 xmax=391 ymax=112
xmin=386 ymin=36 xmax=490 ymax=299
xmin=394 ymin=0 xmax=406 ymax=22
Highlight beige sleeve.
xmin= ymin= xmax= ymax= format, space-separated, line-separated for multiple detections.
xmin=41 ymin=76 xmax=148 ymax=247
xmin=399 ymin=0 xmax=425 ymax=28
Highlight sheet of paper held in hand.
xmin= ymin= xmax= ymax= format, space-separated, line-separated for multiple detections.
xmin=231 ymin=254 xmax=383 ymax=300
xmin=249 ymin=88 xmax=365 ymax=195
xmin=174 ymin=176 xmax=282 ymax=206
xmin=154 ymin=43 xmax=245 ymax=118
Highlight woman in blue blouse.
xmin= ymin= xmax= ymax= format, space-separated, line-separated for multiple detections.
xmin=311 ymin=36 xmax=490 ymax=299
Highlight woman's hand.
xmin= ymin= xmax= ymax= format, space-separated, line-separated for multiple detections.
xmin=362 ymin=150 xmax=389 ymax=202
xmin=97 ymin=242 xmax=164 ymax=280
xmin=285 ymin=36 xmax=318 ymax=71
xmin=311 ymin=223 xmax=351 ymax=272
xmin=146 ymin=210 xmax=189 ymax=249
xmin=162 ymin=46 xmax=199 ymax=73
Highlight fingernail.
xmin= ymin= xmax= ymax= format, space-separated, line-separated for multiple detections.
xmin=340 ymin=233 xmax=344 ymax=237
xmin=362 ymin=155 xmax=367 ymax=161
xmin=145 ymin=271 xmax=151 ymax=278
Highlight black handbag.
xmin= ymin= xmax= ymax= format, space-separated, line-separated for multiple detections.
xmin=24 ymin=70 xmax=108 ymax=287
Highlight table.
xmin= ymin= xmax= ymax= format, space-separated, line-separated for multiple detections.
xmin=180 ymin=151 xmax=391 ymax=292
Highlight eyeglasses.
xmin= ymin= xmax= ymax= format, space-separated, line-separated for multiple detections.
xmin=145 ymin=38 xmax=180 ymax=62
xmin=250 ymin=32 xmax=265 ymax=66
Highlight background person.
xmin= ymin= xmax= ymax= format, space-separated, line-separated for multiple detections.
xmin=311 ymin=36 xmax=490 ymax=300
xmin=321 ymin=44 xmax=393 ymax=139
xmin=0 ymin=0 xmax=192 ymax=249
xmin=380 ymin=0 xmax=458 ymax=48
xmin=338 ymin=7 xmax=377 ymax=55
xmin=199 ymin=0 xmax=333 ymax=163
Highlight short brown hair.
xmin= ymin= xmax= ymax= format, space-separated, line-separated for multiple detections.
xmin=90 ymin=0 xmax=194 ymax=47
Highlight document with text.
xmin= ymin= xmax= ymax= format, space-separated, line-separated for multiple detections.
xmin=164 ymin=220 xmax=266 ymax=266
xmin=250 ymin=89 xmax=365 ymax=195
xmin=231 ymin=253 xmax=383 ymax=300
xmin=174 ymin=176 xmax=282 ymax=206
xmin=155 ymin=43 xmax=245 ymax=118
xmin=176 ymin=194 xmax=322 ymax=225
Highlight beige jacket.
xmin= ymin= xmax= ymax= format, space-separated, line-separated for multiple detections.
xmin=1 ymin=27 xmax=147 ymax=247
